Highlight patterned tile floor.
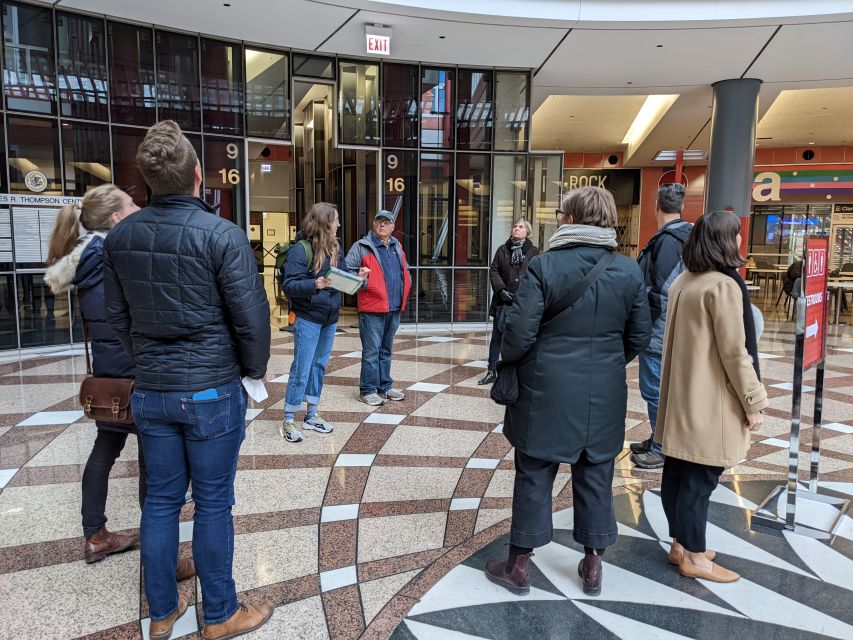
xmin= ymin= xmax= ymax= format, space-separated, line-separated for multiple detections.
xmin=0 ymin=311 xmax=851 ymax=640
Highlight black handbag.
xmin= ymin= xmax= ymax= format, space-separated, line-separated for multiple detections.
xmin=490 ymin=250 xmax=616 ymax=406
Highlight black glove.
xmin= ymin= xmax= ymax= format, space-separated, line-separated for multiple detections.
xmin=499 ymin=289 xmax=515 ymax=304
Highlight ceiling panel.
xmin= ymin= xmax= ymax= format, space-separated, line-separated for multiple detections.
xmin=757 ymin=87 xmax=853 ymax=147
xmin=531 ymin=95 xmax=646 ymax=151
xmin=58 ymin=0 xmax=354 ymax=51
xmin=536 ymin=26 xmax=777 ymax=89
xmin=318 ymin=10 xmax=566 ymax=67
xmin=748 ymin=21 xmax=853 ymax=82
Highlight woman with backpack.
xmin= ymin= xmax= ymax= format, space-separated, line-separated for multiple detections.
xmin=280 ymin=202 xmax=369 ymax=442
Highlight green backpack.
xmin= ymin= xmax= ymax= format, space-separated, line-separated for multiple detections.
xmin=276 ymin=239 xmax=313 ymax=287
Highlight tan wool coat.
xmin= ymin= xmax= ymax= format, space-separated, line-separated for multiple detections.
xmin=654 ymin=271 xmax=769 ymax=468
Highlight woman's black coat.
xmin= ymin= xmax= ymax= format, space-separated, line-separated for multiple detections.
xmin=488 ymin=238 xmax=539 ymax=317
xmin=500 ymin=244 xmax=651 ymax=464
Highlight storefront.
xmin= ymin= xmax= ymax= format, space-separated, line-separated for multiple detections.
xmin=0 ymin=0 xmax=561 ymax=352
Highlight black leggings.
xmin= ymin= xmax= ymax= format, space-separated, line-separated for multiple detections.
xmin=81 ymin=429 xmax=147 ymax=538
xmin=660 ymin=456 xmax=723 ymax=553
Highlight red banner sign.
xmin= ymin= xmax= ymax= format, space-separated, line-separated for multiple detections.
xmin=803 ymin=236 xmax=829 ymax=369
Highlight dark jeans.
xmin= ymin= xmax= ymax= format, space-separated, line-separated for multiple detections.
xmin=358 ymin=311 xmax=401 ymax=395
xmin=487 ymin=307 xmax=503 ymax=368
xmin=638 ymin=352 xmax=663 ymax=453
xmin=81 ymin=429 xmax=147 ymax=538
xmin=131 ymin=378 xmax=246 ymax=625
xmin=661 ymin=456 xmax=724 ymax=553
xmin=511 ymin=449 xmax=617 ymax=549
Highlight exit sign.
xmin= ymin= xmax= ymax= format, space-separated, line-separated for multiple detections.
xmin=366 ymin=25 xmax=391 ymax=56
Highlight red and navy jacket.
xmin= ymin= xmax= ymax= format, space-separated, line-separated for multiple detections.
xmin=345 ymin=233 xmax=412 ymax=313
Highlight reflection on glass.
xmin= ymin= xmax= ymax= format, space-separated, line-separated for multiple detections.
xmin=495 ymin=72 xmax=529 ymax=152
xmin=292 ymin=54 xmax=335 ymax=79
xmin=453 ymin=269 xmax=488 ymax=322
xmin=57 ymin=12 xmax=108 ymax=121
xmin=204 ymin=137 xmax=245 ymax=227
xmin=491 ymin=155 xmax=528 ymax=259
xmin=8 ymin=116 xmax=61 ymax=194
xmin=456 ymin=69 xmax=493 ymax=151
xmin=108 ymin=21 xmax=156 ymax=126
xmin=0 ymin=208 xmax=12 ymax=271
xmin=455 ymin=153 xmax=490 ymax=266
xmin=383 ymin=150 xmax=417 ymax=259
xmin=418 ymin=269 xmax=452 ymax=323
xmin=0 ymin=271 xmax=15 ymax=350
xmin=749 ymin=205 xmax=833 ymax=265
xmin=400 ymin=270 xmax=416 ymax=323
xmin=338 ymin=60 xmax=380 ymax=146
xmin=529 ymin=155 xmax=562 ymax=249
xmin=202 ymin=38 xmax=244 ymax=135
xmin=382 ymin=63 xmax=418 ymax=148
xmin=62 ymin=121 xmax=111 ymax=196
xmin=3 ymin=1 xmax=56 ymax=114
xmin=156 ymin=30 xmax=200 ymax=131
xmin=245 ymin=48 xmax=289 ymax=139
xmin=421 ymin=67 xmax=454 ymax=149
xmin=17 ymin=273 xmax=70 ymax=348
xmin=0 ymin=125 xmax=7 ymax=194
xmin=419 ymin=153 xmax=453 ymax=266
xmin=112 ymin=126 xmax=148 ymax=207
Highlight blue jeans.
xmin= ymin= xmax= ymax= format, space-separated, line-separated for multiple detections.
xmin=359 ymin=311 xmax=400 ymax=396
xmin=638 ymin=352 xmax=662 ymax=453
xmin=131 ymin=378 xmax=246 ymax=625
xmin=285 ymin=318 xmax=336 ymax=413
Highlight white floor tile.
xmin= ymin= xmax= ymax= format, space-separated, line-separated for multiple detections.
xmin=758 ymin=352 xmax=784 ymax=360
xmin=407 ymin=382 xmax=449 ymax=393
xmin=449 ymin=498 xmax=481 ymax=511
xmin=0 ymin=468 xmax=18 ymax=489
xmin=709 ymin=484 xmax=758 ymax=510
xmin=464 ymin=360 xmax=490 ymax=369
xmin=417 ymin=336 xmax=459 ymax=343
xmin=321 ymin=504 xmax=359 ymax=523
xmin=141 ymin=605 xmax=198 ymax=640
xmin=783 ymin=530 xmax=853 ymax=591
xmin=405 ymin=619 xmax=490 ymax=639
xmin=770 ymin=382 xmax=815 ymax=393
xmin=334 ymin=453 xmax=375 ymax=467
xmin=492 ymin=423 xmax=504 ymax=434
xmin=270 ymin=374 xmax=290 ymax=383
xmin=245 ymin=408 xmax=264 ymax=422
xmin=17 ymin=411 xmax=85 ymax=426
xmin=466 ymin=458 xmax=500 ymax=469
xmin=339 ymin=351 xmax=362 ymax=358
xmin=824 ymin=422 xmax=853 ymax=434
xmin=760 ymin=438 xmax=790 ymax=448
xmin=319 ymin=565 xmax=357 ymax=592
xmin=363 ymin=413 xmax=407 ymax=425
xmin=179 ymin=521 xmax=194 ymax=543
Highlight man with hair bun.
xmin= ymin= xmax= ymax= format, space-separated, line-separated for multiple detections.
xmin=103 ymin=120 xmax=273 ymax=640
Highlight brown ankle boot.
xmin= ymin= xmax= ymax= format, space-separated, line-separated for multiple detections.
xmin=149 ymin=596 xmax=188 ymax=640
xmin=176 ymin=558 xmax=196 ymax=581
xmin=202 ymin=602 xmax=273 ymax=640
xmin=484 ymin=552 xmax=532 ymax=595
xmin=577 ymin=553 xmax=603 ymax=596
xmin=83 ymin=527 xmax=140 ymax=564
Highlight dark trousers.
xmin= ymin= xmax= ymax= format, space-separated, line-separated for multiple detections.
xmin=661 ymin=456 xmax=724 ymax=553
xmin=511 ymin=449 xmax=617 ymax=549
xmin=81 ymin=429 xmax=147 ymax=538
xmin=487 ymin=307 xmax=503 ymax=368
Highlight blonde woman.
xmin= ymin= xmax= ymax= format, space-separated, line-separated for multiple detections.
xmin=45 ymin=185 xmax=194 ymax=581
xmin=281 ymin=202 xmax=369 ymax=442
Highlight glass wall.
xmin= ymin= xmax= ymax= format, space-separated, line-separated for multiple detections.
xmin=749 ymin=204 xmax=832 ymax=265
xmin=0 ymin=1 xmax=543 ymax=348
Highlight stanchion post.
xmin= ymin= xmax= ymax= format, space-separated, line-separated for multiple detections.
xmin=808 ymin=361 xmax=826 ymax=494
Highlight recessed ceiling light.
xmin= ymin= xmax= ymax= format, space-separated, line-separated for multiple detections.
xmin=656 ymin=44 xmax=663 ymax=48
xmin=808 ymin=141 xmax=815 ymax=145
xmin=654 ymin=149 xmax=708 ymax=161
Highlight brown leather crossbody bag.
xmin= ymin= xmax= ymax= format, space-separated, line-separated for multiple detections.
xmin=78 ymin=314 xmax=134 ymax=425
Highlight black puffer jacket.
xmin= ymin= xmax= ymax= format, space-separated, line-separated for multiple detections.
xmin=489 ymin=238 xmax=539 ymax=317
xmin=501 ymin=244 xmax=651 ymax=464
xmin=103 ymin=196 xmax=270 ymax=391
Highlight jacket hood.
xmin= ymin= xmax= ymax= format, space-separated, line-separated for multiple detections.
xmin=44 ymin=231 xmax=106 ymax=295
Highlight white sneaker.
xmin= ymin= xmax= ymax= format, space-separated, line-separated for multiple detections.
xmin=359 ymin=393 xmax=386 ymax=406
xmin=379 ymin=388 xmax=405 ymax=401
xmin=279 ymin=420 xmax=303 ymax=443
xmin=304 ymin=414 xmax=334 ymax=433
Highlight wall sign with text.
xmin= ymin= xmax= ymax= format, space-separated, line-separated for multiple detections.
xmin=803 ymin=235 xmax=829 ymax=370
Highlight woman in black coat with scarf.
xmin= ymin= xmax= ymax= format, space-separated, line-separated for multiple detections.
xmin=484 ymin=187 xmax=651 ymax=597
xmin=479 ymin=218 xmax=539 ymax=385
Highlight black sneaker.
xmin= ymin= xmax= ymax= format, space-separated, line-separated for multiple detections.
xmin=631 ymin=451 xmax=665 ymax=469
xmin=629 ymin=437 xmax=653 ymax=454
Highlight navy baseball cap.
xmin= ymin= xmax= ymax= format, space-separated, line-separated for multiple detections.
xmin=374 ymin=209 xmax=397 ymax=223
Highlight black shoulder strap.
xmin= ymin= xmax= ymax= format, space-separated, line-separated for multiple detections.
xmin=543 ymin=250 xmax=616 ymax=325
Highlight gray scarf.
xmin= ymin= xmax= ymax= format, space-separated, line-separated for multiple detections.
xmin=510 ymin=239 xmax=525 ymax=265
xmin=548 ymin=224 xmax=618 ymax=250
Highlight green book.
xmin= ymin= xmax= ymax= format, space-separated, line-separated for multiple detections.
xmin=325 ymin=266 xmax=365 ymax=295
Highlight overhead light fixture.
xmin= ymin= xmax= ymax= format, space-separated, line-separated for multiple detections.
xmin=653 ymin=150 xmax=707 ymax=161
xmin=622 ymin=94 xmax=679 ymax=158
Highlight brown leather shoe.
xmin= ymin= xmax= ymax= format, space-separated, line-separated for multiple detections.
xmin=149 ymin=596 xmax=188 ymax=640
xmin=678 ymin=559 xmax=740 ymax=583
xmin=577 ymin=553 xmax=603 ymax=596
xmin=83 ymin=527 xmax=140 ymax=564
xmin=202 ymin=602 xmax=274 ymax=640
xmin=484 ymin=553 xmax=532 ymax=595
xmin=668 ymin=546 xmax=717 ymax=565
xmin=176 ymin=558 xmax=196 ymax=581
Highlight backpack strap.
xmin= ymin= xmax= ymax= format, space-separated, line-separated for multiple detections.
xmin=543 ymin=250 xmax=616 ymax=326
xmin=298 ymin=239 xmax=313 ymax=270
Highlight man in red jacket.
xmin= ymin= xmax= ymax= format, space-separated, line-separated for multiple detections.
xmin=345 ymin=210 xmax=412 ymax=405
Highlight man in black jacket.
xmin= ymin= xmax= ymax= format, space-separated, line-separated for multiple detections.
xmin=631 ymin=183 xmax=692 ymax=469
xmin=103 ymin=120 xmax=272 ymax=640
